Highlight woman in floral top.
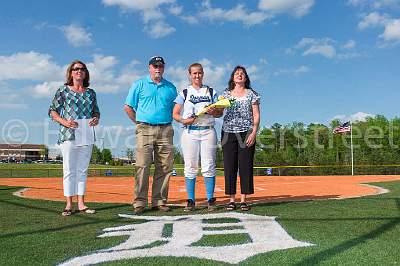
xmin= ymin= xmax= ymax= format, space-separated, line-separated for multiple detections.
xmin=222 ymin=65 xmax=260 ymax=211
xmin=49 ymin=60 xmax=100 ymax=216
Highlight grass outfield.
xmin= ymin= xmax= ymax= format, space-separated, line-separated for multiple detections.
xmin=1 ymin=182 xmax=400 ymax=265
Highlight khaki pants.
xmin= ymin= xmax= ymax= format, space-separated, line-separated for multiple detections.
xmin=134 ymin=123 xmax=174 ymax=208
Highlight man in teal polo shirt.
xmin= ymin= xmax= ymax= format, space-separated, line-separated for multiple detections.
xmin=124 ymin=56 xmax=177 ymax=215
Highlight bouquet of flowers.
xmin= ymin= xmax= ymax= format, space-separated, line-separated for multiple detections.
xmin=195 ymin=96 xmax=235 ymax=116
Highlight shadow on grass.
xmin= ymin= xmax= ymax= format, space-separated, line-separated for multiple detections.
xmin=0 ymin=198 xmax=130 ymax=239
xmin=294 ymin=199 xmax=400 ymax=265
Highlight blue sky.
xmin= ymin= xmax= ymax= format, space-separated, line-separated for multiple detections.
xmin=0 ymin=0 xmax=400 ymax=156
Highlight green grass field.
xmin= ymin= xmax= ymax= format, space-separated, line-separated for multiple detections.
xmin=1 ymin=180 xmax=400 ymax=265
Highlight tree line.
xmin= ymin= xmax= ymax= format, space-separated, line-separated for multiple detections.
xmin=93 ymin=115 xmax=400 ymax=175
xmin=177 ymin=115 xmax=400 ymax=175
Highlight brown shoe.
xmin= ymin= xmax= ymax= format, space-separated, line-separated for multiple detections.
xmin=133 ymin=206 xmax=145 ymax=215
xmin=184 ymin=199 xmax=195 ymax=212
xmin=152 ymin=205 xmax=170 ymax=212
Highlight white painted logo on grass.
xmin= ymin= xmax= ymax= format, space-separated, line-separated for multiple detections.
xmin=60 ymin=212 xmax=313 ymax=265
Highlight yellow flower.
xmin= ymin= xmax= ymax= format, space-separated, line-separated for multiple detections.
xmin=195 ymin=97 xmax=235 ymax=116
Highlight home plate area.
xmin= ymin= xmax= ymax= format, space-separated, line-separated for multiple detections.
xmin=59 ymin=212 xmax=313 ymax=265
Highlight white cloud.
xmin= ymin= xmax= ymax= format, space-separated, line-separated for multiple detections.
xmin=274 ymin=65 xmax=310 ymax=76
xmin=166 ymin=59 xmax=233 ymax=92
xmin=145 ymin=21 xmax=176 ymax=39
xmin=358 ymin=12 xmax=388 ymax=30
xmin=27 ymin=55 xmax=144 ymax=96
xmin=102 ymin=0 xmax=315 ymax=35
xmin=304 ymin=44 xmax=336 ymax=58
xmin=30 ymin=81 xmax=63 ymax=99
xmin=336 ymin=52 xmax=362 ymax=60
xmin=347 ymin=0 xmax=363 ymax=5
xmin=342 ymin=40 xmax=356 ymax=49
xmin=180 ymin=15 xmax=199 ymax=24
xmin=332 ymin=112 xmax=375 ymax=122
xmin=0 ymin=82 xmax=28 ymax=109
xmin=200 ymin=2 xmax=271 ymax=26
xmin=293 ymin=38 xmax=337 ymax=58
xmin=86 ymin=54 xmax=145 ymax=94
xmin=0 ymin=103 xmax=28 ymax=109
xmin=258 ymin=0 xmax=315 ymax=17
xmin=102 ymin=0 xmax=174 ymax=11
xmin=289 ymin=38 xmax=361 ymax=59
xmin=348 ymin=0 xmax=400 ymax=9
xmin=102 ymin=0 xmax=176 ymax=38
xmin=294 ymin=65 xmax=311 ymax=75
xmin=0 ymin=51 xmax=145 ymax=105
xmin=61 ymin=24 xmax=93 ymax=47
xmin=168 ymin=5 xmax=182 ymax=15
xmin=166 ymin=59 xmax=263 ymax=93
xmin=358 ymin=12 xmax=400 ymax=45
xmin=259 ymin=58 xmax=269 ymax=64
xmin=0 ymin=51 xmax=63 ymax=81
xmin=380 ymin=19 xmax=400 ymax=41
xmin=372 ymin=0 xmax=400 ymax=9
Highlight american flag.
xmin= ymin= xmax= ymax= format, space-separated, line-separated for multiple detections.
xmin=333 ymin=122 xmax=351 ymax=134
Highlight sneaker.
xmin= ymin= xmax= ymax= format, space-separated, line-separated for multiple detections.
xmin=184 ymin=199 xmax=195 ymax=212
xmin=207 ymin=197 xmax=217 ymax=212
xmin=133 ymin=206 xmax=145 ymax=215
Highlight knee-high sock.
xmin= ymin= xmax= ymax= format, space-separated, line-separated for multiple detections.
xmin=185 ymin=177 xmax=196 ymax=201
xmin=204 ymin=176 xmax=215 ymax=200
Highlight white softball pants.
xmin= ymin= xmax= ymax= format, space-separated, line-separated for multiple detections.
xmin=60 ymin=141 xmax=93 ymax=197
xmin=181 ymin=128 xmax=217 ymax=178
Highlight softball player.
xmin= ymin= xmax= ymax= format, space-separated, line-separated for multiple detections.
xmin=173 ymin=63 xmax=223 ymax=211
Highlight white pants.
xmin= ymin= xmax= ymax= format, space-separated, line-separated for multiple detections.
xmin=181 ymin=128 xmax=217 ymax=178
xmin=60 ymin=141 xmax=93 ymax=197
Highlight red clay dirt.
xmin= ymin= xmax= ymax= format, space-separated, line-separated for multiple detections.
xmin=1 ymin=175 xmax=400 ymax=206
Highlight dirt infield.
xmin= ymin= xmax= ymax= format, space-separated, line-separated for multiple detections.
xmin=1 ymin=175 xmax=400 ymax=206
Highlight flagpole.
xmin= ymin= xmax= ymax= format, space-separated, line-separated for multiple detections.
xmin=350 ymin=121 xmax=354 ymax=176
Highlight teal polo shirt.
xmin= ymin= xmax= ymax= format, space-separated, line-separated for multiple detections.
xmin=125 ymin=76 xmax=177 ymax=124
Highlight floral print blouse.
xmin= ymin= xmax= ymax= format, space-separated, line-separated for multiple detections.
xmin=222 ymin=88 xmax=260 ymax=133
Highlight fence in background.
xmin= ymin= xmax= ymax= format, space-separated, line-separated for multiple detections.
xmin=1 ymin=164 xmax=400 ymax=178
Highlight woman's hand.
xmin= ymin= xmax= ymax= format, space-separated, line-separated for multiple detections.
xmin=62 ymin=119 xmax=78 ymax=128
xmin=207 ymin=107 xmax=223 ymax=117
xmin=181 ymin=116 xmax=196 ymax=126
xmin=246 ymin=131 xmax=257 ymax=147
xmin=89 ymin=117 xmax=99 ymax=126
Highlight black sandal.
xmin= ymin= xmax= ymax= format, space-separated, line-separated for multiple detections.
xmin=61 ymin=209 xmax=73 ymax=216
xmin=240 ymin=202 xmax=250 ymax=211
xmin=226 ymin=202 xmax=236 ymax=211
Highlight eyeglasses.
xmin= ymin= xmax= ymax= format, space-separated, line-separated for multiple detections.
xmin=71 ymin=67 xmax=86 ymax=72
xmin=152 ymin=64 xmax=164 ymax=69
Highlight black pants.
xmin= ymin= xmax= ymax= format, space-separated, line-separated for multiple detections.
xmin=221 ymin=130 xmax=255 ymax=195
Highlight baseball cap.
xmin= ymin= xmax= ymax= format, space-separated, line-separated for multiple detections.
xmin=149 ymin=56 xmax=165 ymax=66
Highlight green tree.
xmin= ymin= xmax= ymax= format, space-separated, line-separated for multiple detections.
xmin=91 ymin=145 xmax=102 ymax=164
xmin=126 ymin=148 xmax=135 ymax=163
xmin=39 ymin=145 xmax=49 ymax=160
xmin=173 ymin=148 xmax=184 ymax=164
xmin=101 ymin=149 xmax=113 ymax=164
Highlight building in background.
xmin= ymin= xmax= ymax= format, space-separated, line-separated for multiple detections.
xmin=0 ymin=144 xmax=48 ymax=162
